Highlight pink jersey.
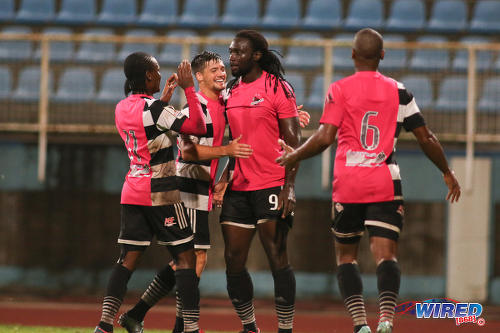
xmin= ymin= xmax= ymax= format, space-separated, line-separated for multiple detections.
xmin=320 ymin=71 xmax=425 ymax=203
xmin=225 ymin=71 xmax=298 ymax=191
xmin=116 ymin=92 xmax=190 ymax=206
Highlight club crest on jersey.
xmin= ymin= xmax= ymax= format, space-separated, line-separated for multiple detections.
xmin=251 ymin=93 xmax=264 ymax=106
xmin=164 ymin=217 xmax=176 ymax=227
xmin=326 ymin=92 xmax=335 ymax=104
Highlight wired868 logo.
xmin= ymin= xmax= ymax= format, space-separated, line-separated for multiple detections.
xmin=395 ymin=298 xmax=486 ymax=327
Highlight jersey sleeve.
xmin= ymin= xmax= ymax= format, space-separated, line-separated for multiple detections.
xmin=275 ymin=80 xmax=298 ymax=119
xmin=397 ymin=83 xmax=426 ymax=132
xmin=319 ymin=82 xmax=344 ymax=126
xmin=145 ymin=98 xmax=186 ymax=133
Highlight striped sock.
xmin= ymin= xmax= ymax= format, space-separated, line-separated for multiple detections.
xmin=172 ymin=289 xmax=184 ymax=332
xmin=175 ymin=269 xmax=200 ymax=333
xmin=98 ymin=264 xmax=132 ymax=330
xmin=337 ymin=263 xmax=368 ymax=328
xmin=100 ymin=296 xmax=121 ymax=328
xmin=227 ymin=269 xmax=258 ymax=331
xmin=273 ymin=266 xmax=295 ymax=331
xmin=376 ymin=260 xmax=400 ymax=325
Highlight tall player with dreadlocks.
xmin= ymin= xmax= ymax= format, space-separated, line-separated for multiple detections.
xmin=215 ymin=30 xmax=301 ymax=333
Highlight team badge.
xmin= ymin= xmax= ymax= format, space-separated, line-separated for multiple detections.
xmin=164 ymin=217 xmax=176 ymax=227
xmin=251 ymin=93 xmax=264 ymax=106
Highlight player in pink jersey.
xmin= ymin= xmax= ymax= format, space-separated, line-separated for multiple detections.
xmin=215 ymin=30 xmax=301 ymax=333
xmin=277 ymin=29 xmax=461 ymax=333
xmin=94 ymin=52 xmax=206 ymax=333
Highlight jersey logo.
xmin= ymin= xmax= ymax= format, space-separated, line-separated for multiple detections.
xmin=251 ymin=93 xmax=264 ymax=106
xmin=164 ymin=217 xmax=176 ymax=227
xmin=164 ymin=106 xmax=184 ymax=119
xmin=326 ymin=92 xmax=335 ymax=104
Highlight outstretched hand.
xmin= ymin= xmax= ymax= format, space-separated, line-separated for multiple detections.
xmin=297 ymin=105 xmax=310 ymax=128
xmin=444 ymin=170 xmax=461 ymax=203
xmin=276 ymin=139 xmax=299 ymax=171
xmin=177 ymin=60 xmax=195 ymax=89
xmin=225 ymin=135 xmax=253 ymax=158
xmin=160 ymin=73 xmax=178 ymax=103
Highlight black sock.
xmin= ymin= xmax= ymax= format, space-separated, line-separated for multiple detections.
xmin=273 ymin=266 xmax=295 ymax=332
xmin=226 ymin=269 xmax=257 ymax=331
xmin=127 ymin=265 xmax=176 ymax=321
xmin=99 ymin=264 xmax=132 ymax=331
xmin=377 ymin=260 xmax=400 ymax=325
xmin=175 ymin=269 xmax=200 ymax=332
xmin=337 ymin=263 xmax=367 ymax=328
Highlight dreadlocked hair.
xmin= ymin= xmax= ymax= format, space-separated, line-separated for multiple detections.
xmin=123 ymin=52 xmax=156 ymax=96
xmin=230 ymin=30 xmax=294 ymax=99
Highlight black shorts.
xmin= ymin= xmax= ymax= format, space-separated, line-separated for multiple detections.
xmin=220 ymin=186 xmax=293 ymax=229
xmin=331 ymin=201 xmax=404 ymax=244
xmin=185 ymin=208 xmax=210 ymax=250
xmin=119 ymin=203 xmax=194 ymax=255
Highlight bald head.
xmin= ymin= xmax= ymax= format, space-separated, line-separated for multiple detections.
xmin=353 ymin=28 xmax=384 ymax=66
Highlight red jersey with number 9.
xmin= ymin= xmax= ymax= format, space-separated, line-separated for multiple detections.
xmin=320 ymin=71 xmax=425 ymax=203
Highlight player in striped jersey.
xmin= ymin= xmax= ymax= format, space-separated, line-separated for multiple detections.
xmin=277 ymin=29 xmax=461 ymax=333
xmin=94 ymin=52 xmax=206 ymax=333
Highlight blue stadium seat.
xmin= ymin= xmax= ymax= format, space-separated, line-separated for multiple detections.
xmin=332 ymin=33 xmax=355 ymax=71
xmin=284 ymin=33 xmax=323 ymax=69
xmin=469 ymin=0 xmax=500 ymax=34
xmin=378 ymin=34 xmax=408 ymax=71
xmin=220 ymin=0 xmax=259 ymax=28
xmin=452 ymin=36 xmax=494 ymax=72
xmin=427 ymin=0 xmax=467 ymax=33
xmin=75 ymin=28 xmax=116 ymax=63
xmin=302 ymin=0 xmax=342 ymax=30
xmin=161 ymin=68 xmax=198 ymax=107
xmin=97 ymin=0 xmax=137 ymax=26
xmin=34 ymin=27 xmax=74 ymax=62
xmin=344 ymin=0 xmax=384 ymax=31
xmin=261 ymin=31 xmax=283 ymax=55
xmin=12 ymin=66 xmax=53 ymax=102
xmin=53 ymin=67 xmax=95 ymax=103
xmin=178 ymin=0 xmax=218 ymax=28
xmin=478 ymin=77 xmax=500 ymax=112
xmin=15 ymin=0 xmax=55 ymax=24
xmin=285 ymin=72 xmax=305 ymax=104
xmin=307 ymin=74 xmax=345 ymax=110
xmin=55 ymin=0 xmax=96 ymax=25
xmin=0 ymin=66 xmax=11 ymax=99
xmin=204 ymin=31 xmax=234 ymax=61
xmin=0 ymin=26 xmax=33 ymax=62
xmin=0 ymin=0 xmax=15 ymax=23
xmin=385 ymin=0 xmax=425 ymax=32
xmin=158 ymin=30 xmax=199 ymax=66
xmin=399 ymin=75 xmax=433 ymax=109
xmin=137 ymin=0 xmax=177 ymax=28
xmin=408 ymin=36 xmax=450 ymax=72
xmin=117 ymin=29 xmax=157 ymax=63
xmin=97 ymin=68 xmax=124 ymax=104
xmin=261 ymin=0 xmax=300 ymax=30
xmin=435 ymin=76 xmax=467 ymax=112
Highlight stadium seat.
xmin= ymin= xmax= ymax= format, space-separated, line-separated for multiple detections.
xmin=0 ymin=26 xmax=33 ymax=62
xmin=385 ymin=0 xmax=425 ymax=32
xmin=15 ymin=0 xmax=55 ymax=24
xmin=0 ymin=0 xmax=15 ymax=23
xmin=97 ymin=0 xmax=137 ymax=26
xmin=12 ymin=66 xmax=53 ymax=102
xmin=408 ymin=36 xmax=450 ymax=72
xmin=158 ymin=30 xmax=199 ymax=66
xmin=469 ymin=0 xmax=500 ymax=34
xmin=306 ymin=74 xmax=345 ymax=110
xmin=378 ymin=34 xmax=408 ymax=71
xmin=478 ymin=77 xmax=500 ymax=112
xmin=332 ymin=33 xmax=355 ymax=71
xmin=262 ymin=31 xmax=283 ymax=55
xmin=34 ymin=27 xmax=74 ymax=62
xmin=0 ymin=66 xmax=11 ymax=99
xmin=53 ymin=67 xmax=95 ymax=103
xmin=117 ymin=29 xmax=157 ymax=63
xmin=220 ymin=0 xmax=259 ymax=28
xmin=204 ymin=31 xmax=234 ymax=61
xmin=301 ymin=0 xmax=342 ymax=30
xmin=161 ymin=68 xmax=198 ymax=107
xmin=75 ymin=28 xmax=116 ymax=63
xmin=178 ymin=0 xmax=218 ymax=28
xmin=427 ymin=0 xmax=467 ymax=33
xmin=284 ymin=33 xmax=323 ymax=69
xmin=452 ymin=36 xmax=494 ymax=72
xmin=285 ymin=72 xmax=306 ymax=104
xmin=137 ymin=0 xmax=177 ymax=28
xmin=344 ymin=0 xmax=384 ymax=31
xmin=399 ymin=75 xmax=433 ymax=109
xmin=96 ymin=68 xmax=124 ymax=104
xmin=55 ymin=0 xmax=96 ymax=25
xmin=261 ymin=0 xmax=300 ymax=30
xmin=435 ymin=76 xmax=467 ymax=112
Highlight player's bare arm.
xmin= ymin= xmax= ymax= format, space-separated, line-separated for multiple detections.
xmin=180 ymin=134 xmax=253 ymax=162
xmin=212 ymin=163 xmax=230 ymax=208
xmin=177 ymin=60 xmax=207 ymax=136
xmin=277 ymin=116 xmax=301 ymax=218
xmin=277 ymin=123 xmax=338 ymax=170
xmin=412 ymin=125 xmax=461 ymax=203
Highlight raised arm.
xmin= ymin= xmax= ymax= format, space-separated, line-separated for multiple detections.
xmin=177 ymin=60 xmax=206 ymax=136
xmin=412 ymin=125 xmax=461 ymax=203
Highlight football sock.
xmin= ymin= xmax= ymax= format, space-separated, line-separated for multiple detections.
xmin=226 ymin=269 xmax=258 ymax=332
xmin=337 ymin=263 xmax=368 ymax=328
xmin=175 ymin=269 xmax=200 ymax=332
xmin=377 ymin=260 xmax=400 ymax=325
xmin=273 ymin=266 xmax=295 ymax=332
xmin=98 ymin=264 xmax=132 ymax=331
